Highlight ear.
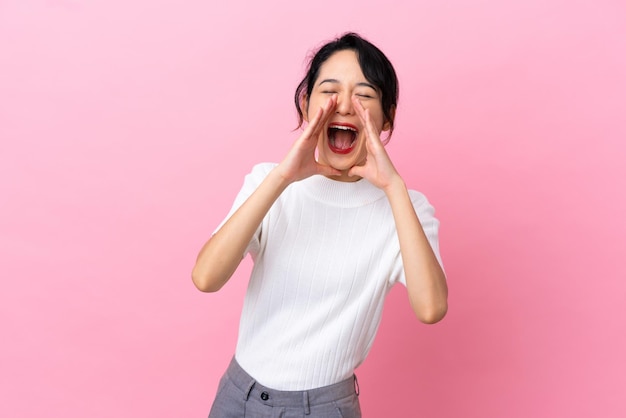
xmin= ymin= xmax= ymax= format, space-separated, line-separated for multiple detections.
xmin=301 ymin=95 xmax=310 ymax=122
xmin=382 ymin=105 xmax=396 ymax=131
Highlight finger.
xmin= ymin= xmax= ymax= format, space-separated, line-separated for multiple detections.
xmin=301 ymin=96 xmax=333 ymax=144
xmin=352 ymin=97 xmax=382 ymax=147
xmin=352 ymin=97 xmax=369 ymax=133
xmin=311 ymin=95 xmax=337 ymax=137
xmin=316 ymin=163 xmax=343 ymax=178
xmin=352 ymin=95 xmax=364 ymax=115
xmin=303 ymin=106 xmax=324 ymax=139
xmin=348 ymin=164 xmax=365 ymax=178
xmin=362 ymin=108 xmax=379 ymax=142
xmin=352 ymin=98 xmax=371 ymax=141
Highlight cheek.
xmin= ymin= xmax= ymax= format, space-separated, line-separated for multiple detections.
xmin=370 ymin=113 xmax=386 ymax=132
xmin=305 ymin=99 xmax=323 ymax=121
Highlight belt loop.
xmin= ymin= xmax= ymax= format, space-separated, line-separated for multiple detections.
xmin=303 ymin=391 xmax=310 ymax=415
xmin=243 ymin=379 xmax=255 ymax=401
xmin=354 ymin=375 xmax=360 ymax=397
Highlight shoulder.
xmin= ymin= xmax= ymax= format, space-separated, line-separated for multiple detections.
xmin=407 ymin=188 xmax=437 ymax=218
xmin=407 ymin=188 xmax=431 ymax=207
xmin=248 ymin=162 xmax=278 ymax=178
xmin=229 ymin=163 xmax=279 ymax=199
xmin=241 ymin=162 xmax=278 ymax=185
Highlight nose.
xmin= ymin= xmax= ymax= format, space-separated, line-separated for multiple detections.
xmin=335 ymin=92 xmax=354 ymax=116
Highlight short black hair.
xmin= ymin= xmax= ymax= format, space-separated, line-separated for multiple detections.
xmin=295 ymin=32 xmax=399 ymax=135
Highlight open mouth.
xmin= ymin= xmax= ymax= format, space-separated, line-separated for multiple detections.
xmin=327 ymin=123 xmax=358 ymax=154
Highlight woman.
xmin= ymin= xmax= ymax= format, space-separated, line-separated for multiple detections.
xmin=193 ymin=32 xmax=448 ymax=418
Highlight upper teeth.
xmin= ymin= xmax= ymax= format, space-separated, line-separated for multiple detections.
xmin=332 ymin=125 xmax=357 ymax=132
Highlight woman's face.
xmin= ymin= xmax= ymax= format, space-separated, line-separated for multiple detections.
xmin=305 ymin=49 xmax=389 ymax=181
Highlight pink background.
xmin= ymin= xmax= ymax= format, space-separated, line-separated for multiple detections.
xmin=1 ymin=0 xmax=625 ymax=416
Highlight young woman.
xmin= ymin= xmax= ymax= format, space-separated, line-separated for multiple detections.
xmin=193 ymin=32 xmax=448 ymax=418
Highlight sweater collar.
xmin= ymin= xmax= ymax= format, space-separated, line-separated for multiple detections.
xmin=299 ymin=174 xmax=386 ymax=208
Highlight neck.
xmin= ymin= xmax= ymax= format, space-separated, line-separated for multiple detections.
xmin=325 ymin=170 xmax=362 ymax=182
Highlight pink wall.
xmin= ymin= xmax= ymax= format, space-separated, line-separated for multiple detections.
xmin=1 ymin=1 xmax=625 ymax=416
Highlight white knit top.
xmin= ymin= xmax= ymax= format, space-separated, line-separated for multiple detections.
xmin=217 ymin=163 xmax=443 ymax=390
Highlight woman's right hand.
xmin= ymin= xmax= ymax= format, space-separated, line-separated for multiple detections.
xmin=275 ymin=95 xmax=342 ymax=183
xmin=192 ymin=95 xmax=341 ymax=293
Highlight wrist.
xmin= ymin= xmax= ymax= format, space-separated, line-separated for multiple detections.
xmin=382 ymin=174 xmax=407 ymax=197
xmin=269 ymin=165 xmax=295 ymax=190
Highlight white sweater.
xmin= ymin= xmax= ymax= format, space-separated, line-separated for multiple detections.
xmin=217 ymin=163 xmax=443 ymax=390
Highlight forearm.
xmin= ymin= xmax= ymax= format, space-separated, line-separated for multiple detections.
xmin=191 ymin=169 xmax=290 ymax=292
xmin=385 ymin=177 xmax=448 ymax=324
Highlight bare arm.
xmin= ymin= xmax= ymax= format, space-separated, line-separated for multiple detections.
xmin=191 ymin=169 xmax=289 ymax=292
xmin=191 ymin=96 xmax=340 ymax=292
xmin=349 ymin=97 xmax=448 ymax=323
xmin=384 ymin=179 xmax=448 ymax=324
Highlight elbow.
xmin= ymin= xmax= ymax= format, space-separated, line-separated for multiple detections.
xmin=191 ymin=267 xmax=225 ymax=293
xmin=418 ymin=306 xmax=447 ymax=324
xmin=414 ymin=302 xmax=448 ymax=325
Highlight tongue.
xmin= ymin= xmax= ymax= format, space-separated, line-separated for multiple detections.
xmin=333 ymin=130 xmax=354 ymax=149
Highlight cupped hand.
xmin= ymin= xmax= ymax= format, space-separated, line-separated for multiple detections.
xmin=348 ymin=97 xmax=402 ymax=191
xmin=275 ymin=95 xmax=343 ymax=183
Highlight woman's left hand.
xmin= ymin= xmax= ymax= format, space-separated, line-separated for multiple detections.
xmin=348 ymin=97 xmax=402 ymax=191
xmin=349 ymin=98 xmax=447 ymax=324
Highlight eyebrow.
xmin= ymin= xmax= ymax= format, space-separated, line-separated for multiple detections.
xmin=317 ymin=78 xmax=377 ymax=91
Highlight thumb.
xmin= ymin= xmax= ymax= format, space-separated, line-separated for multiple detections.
xmin=317 ymin=164 xmax=343 ymax=178
xmin=348 ymin=165 xmax=365 ymax=179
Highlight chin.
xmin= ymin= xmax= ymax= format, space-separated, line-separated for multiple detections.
xmin=332 ymin=158 xmax=368 ymax=178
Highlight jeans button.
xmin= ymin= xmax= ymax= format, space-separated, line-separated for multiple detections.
xmin=260 ymin=391 xmax=269 ymax=401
